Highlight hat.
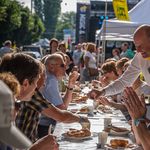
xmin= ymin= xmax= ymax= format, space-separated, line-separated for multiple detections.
xmin=0 ymin=80 xmax=32 ymax=149
xmin=3 ymin=40 xmax=12 ymax=46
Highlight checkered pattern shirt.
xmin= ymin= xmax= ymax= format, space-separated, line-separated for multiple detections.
xmin=15 ymin=89 xmax=52 ymax=142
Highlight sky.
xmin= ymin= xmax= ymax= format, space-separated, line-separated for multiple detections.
xmin=18 ymin=0 xmax=77 ymax=13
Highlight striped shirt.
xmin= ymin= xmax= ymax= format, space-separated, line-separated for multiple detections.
xmin=15 ymin=89 xmax=52 ymax=142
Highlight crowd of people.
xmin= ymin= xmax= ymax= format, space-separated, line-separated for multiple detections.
xmin=0 ymin=24 xmax=150 ymax=150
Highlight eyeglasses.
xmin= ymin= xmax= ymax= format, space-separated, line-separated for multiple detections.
xmin=51 ymin=63 xmax=66 ymax=68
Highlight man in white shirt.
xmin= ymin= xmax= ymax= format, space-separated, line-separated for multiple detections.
xmin=89 ymin=25 xmax=150 ymax=150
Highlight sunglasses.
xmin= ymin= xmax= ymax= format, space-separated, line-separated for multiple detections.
xmin=59 ymin=64 xmax=65 ymax=68
xmin=51 ymin=63 xmax=65 ymax=68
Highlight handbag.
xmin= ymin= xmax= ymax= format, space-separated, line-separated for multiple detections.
xmin=88 ymin=68 xmax=99 ymax=77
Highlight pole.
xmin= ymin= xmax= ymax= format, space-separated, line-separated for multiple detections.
xmin=102 ymin=0 xmax=108 ymax=63
xmin=31 ymin=0 xmax=33 ymax=14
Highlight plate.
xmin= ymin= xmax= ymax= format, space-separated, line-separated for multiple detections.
xmin=69 ymin=103 xmax=77 ymax=106
xmin=105 ymin=143 xmax=139 ymax=150
xmin=109 ymin=129 xmax=130 ymax=136
xmin=97 ymin=105 xmax=113 ymax=114
xmin=62 ymin=133 xmax=92 ymax=140
xmin=69 ymin=108 xmax=78 ymax=113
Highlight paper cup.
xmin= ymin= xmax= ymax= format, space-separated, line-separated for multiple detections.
xmin=81 ymin=122 xmax=91 ymax=130
xmin=88 ymin=106 xmax=94 ymax=116
xmin=98 ymin=131 xmax=108 ymax=148
xmin=104 ymin=118 xmax=112 ymax=128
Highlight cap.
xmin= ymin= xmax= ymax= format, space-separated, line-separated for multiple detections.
xmin=3 ymin=40 xmax=12 ymax=46
xmin=0 ymin=80 xmax=32 ymax=149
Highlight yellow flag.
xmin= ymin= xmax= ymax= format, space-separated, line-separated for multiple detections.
xmin=113 ymin=0 xmax=130 ymax=21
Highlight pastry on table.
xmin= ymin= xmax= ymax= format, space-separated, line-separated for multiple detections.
xmin=66 ymin=128 xmax=91 ymax=138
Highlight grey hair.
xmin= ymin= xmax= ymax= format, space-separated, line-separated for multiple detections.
xmin=45 ymin=53 xmax=63 ymax=66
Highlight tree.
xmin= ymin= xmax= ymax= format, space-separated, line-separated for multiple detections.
xmin=43 ymin=0 xmax=61 ymax=38
xmin=0 ymin=0 xmax=21 ymax=42
xmin=12 ymin=7 xmax=45 ymax=45
xmin=34 ymin=0 xmax=43 ymax=21
xmin=0 ymin=0 xmax=45 ymax=46
xmin=55 ymin=11 xmax=76 ymax=40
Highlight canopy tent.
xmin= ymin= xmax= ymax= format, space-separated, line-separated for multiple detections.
xmin=129 ymin=0 xmax=150 ymax=24
xmin=97 ymin=0 xmax=150 ymax=38
xmin=96 ymin=20 xmax=139 ymax=40
xmin=96 ymin=0 xmax=150 ymax=63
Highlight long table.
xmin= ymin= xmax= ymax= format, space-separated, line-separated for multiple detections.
xmin=54 ymin=87 xmax=143 ymax=150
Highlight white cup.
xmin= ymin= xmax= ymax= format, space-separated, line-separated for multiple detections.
xmin=104 ymin=118 xmax=112 ymax=128
xmin=93 ymin=100 xmax=99 ymax=109
xmin=88 ymin=106 xmax=94 ymax=116
xmin=81 ymin=122 xmax=91 ymax=130
xmin=98 ymin=131 xmax=108 ymax=148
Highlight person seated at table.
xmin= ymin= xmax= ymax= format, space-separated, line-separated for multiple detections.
xmin=38 ymin=53 xmax=80 ymax=138
xmin=92 ymin=60 xmax=119 ymax=88
xmin=0 ymin=53 xmax=59 ymax=150
xmin=98 ymin=61 xmax=150 ymax=122
xmin=112 ymin=48 xmax=121 ymax=61
xmin=15 ymin=61 xmax=89 ymax=142
xmin=115 ymin=57 xmax=129 ymax=76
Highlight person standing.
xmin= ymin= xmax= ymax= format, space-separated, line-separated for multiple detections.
xmin=120 ymin=42 xmax=135 ymax=59
xmin=72 ymin=43 xmax=83 ymax=69
xmin=0 ymin=40 xmax=13 ymax=57
xmin=82 ymin=43 xmax=98 ymax=82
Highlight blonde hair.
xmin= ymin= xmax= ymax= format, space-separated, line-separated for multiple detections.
xmin=0 ymin=72 xmax=20 ymax=97
xmin=86 ymin=43 xmax=96 ymax=52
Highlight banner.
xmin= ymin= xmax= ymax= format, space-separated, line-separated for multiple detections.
xmin=113 ymin=0 xmax=130 ymax=21
xmin=76 ymin=3 xmax=90 ymax=43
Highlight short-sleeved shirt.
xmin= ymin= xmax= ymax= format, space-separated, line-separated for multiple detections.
xmin=39 ymin=72 xmax=63 ymax=126
xmin=84 ymin=51 xmax=97 ymax=69
xmin=120 ymin=49 xmax=135 ymax=59
xmin=0 ymin=47 xmax=13 ymax=57
xmin=15 ymin=89 xmax=52 ymax=142
xmin=73 ymin=50 xmax=83 ymax=66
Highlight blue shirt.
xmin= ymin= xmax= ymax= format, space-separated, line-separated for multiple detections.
xmin=73 ymin=50 xmax=83 ymax=66
xmin=39 ymin=72 xmax=63 ymax=126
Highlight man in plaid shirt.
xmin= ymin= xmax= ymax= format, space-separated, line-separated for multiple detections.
xmin=16 ymin=62 xmax=89 ymax=142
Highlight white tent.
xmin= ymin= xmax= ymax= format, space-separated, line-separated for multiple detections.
xmin=96 ymin=0 xmax=150 ymax=63
xmin=129 ymin=0 xmax=150 ymax=24
xmin=98 ymin=0 xmax=150 ymax=38
xmin=96 ymin=19 xmax=140 ymax=40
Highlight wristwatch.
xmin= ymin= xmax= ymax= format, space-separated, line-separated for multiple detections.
xmin=133 ymin=116 xmax=145 ymax=126
xmin=79 ymin=116 xmax=87 ymax=124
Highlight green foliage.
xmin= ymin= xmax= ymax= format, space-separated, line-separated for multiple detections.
xmin=55 ymin=11 xmax=76 ymax=40
xmin=0 ymin=0 xmax=45 ymax=46
xmin=43 ymin=0 xmax=61 ymax=38
xmin=0 ymin=0 xmax=21 ymax=35
xmin=34 ymin=0 xmax=43 ymax=21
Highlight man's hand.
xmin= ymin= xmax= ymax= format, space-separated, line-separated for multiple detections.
xmin=79 ymin=116 xmax=91 ymax=129
xmin=30 ymin=134 xmax=59 ymax=150
xmin=88 ymin=88 xmax=105 ymax=99
xmin=92 ymin=80 xmax=101 ymax=88
xmin=123 ymin=87 xmax=146 ymax=120
xmin=98 ymin=96 xmax=112 ymax=106
xmin=68 ymin=71 xmax=79 ymax=87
